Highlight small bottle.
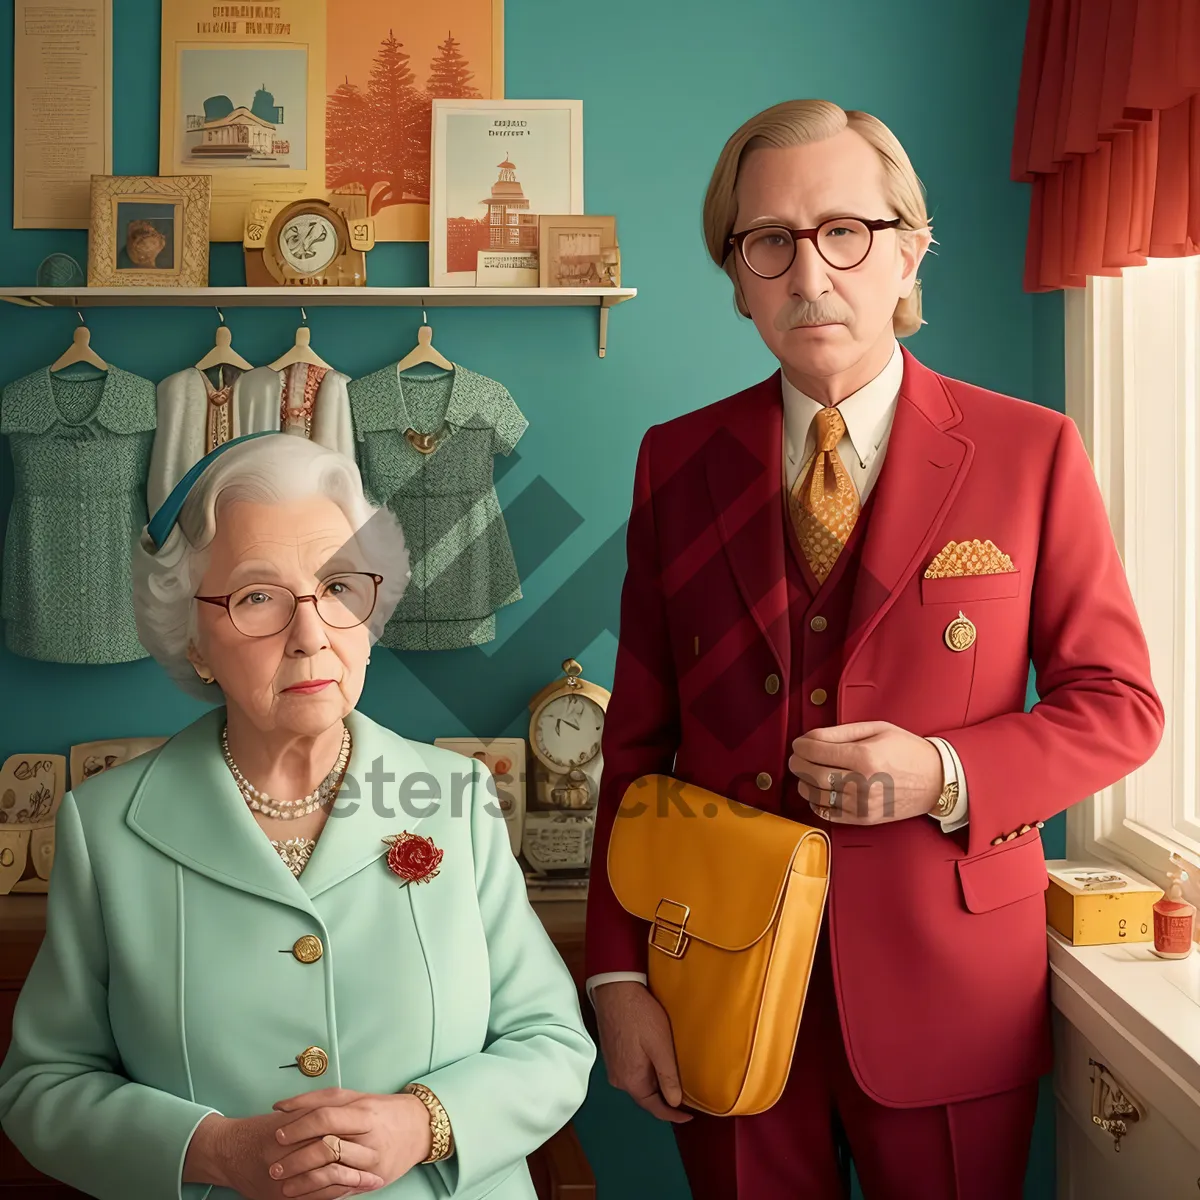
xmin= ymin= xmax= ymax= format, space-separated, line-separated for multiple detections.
xmin=1152 ymin=869 xmax=1196 ymax=959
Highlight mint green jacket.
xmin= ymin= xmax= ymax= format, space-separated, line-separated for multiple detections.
xmin=0 ymin=707 xmax=595 ymax=1200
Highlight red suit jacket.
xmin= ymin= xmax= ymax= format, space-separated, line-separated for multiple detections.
xmin=585 ymin=346 xmax=1163 ymax=1107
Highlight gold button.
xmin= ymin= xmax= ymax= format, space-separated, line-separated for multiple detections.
xmin=991 ymin=837 xmax=1004 ymax=846
xmin=810 ymin=615 xmax=828 ymax=632
xmin=1018 ymin=824 xmax=1032 ymax=835
xmin=764 ymin=673 xmax=780 ymax=694
xmin=755 ymin=772 xmax=772 ymax=790
xmin=292 ymin=935 xmax=323 ymax=964
xmin=297 ymin=1047 xmax=328 ymax=1077
xmin=1005 ymin=830 xmax=1019 ymax=841
xmin=810 ymin=688 xmax=827 ymax=705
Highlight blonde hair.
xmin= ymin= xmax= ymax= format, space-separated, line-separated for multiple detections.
xmin=702 ymin=99 xmax=931 ymax=336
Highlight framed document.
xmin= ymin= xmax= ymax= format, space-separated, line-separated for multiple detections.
xmin=429 ymin=98 xmax=584 ymax=287
xmin=159 ymin=0 xmax=328 ymax=242
xmin=13 ymin=0 xmax=113 ymax=229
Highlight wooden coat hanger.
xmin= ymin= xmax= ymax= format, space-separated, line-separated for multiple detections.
xmin=397 ymin=311 xmax=453 ymax=372
xmin=50 ymin=312 xmax=108 ymax=372
xmin=269 ymin=308 xmax=331 ymax=371
xmin=195 ymin=309 xmax=253 ymax=371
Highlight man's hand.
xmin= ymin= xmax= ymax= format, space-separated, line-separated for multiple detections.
xmin=593 ymin=981 xmax=693 ymax=1124
xmin=788 ymin=721 xmax=942 ymax=824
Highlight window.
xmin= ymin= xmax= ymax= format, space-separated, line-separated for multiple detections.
xmin=1065 ymin=258 xmax=1200 ymax=879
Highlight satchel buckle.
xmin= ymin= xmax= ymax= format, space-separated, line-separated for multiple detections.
xmin=651 ymin=899 xmax=690 ymax=958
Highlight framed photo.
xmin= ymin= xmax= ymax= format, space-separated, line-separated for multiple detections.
xmin=87 ymin=175 xmax=211 ymax=287
xmin=159 ymin=0 xmax=327 ymax=242
xmin=429 ymin=98 xmax=583 ymax=286
xmin=537 ymin=215 xmax=618 ymax=288
xmin=326 ymin=0 xmax=504 ymax=243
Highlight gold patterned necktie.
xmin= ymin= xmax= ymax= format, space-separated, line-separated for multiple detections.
xmin=789 ymin=404 xmax=861 ymax=584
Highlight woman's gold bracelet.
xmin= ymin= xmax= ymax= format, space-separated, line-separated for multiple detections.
xmin=404 ymin=1082 xmax=454 ymax=1163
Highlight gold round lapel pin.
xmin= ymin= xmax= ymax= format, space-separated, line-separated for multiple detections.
xmin=944 ymin=611 xmax=977 ymax=652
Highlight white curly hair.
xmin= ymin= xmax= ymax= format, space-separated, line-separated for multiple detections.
xmin=132 ymin=433 xmax=411 ymax=702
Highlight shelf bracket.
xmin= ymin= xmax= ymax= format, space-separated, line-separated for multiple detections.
xmin=598 ymin=303 xmax=610 ymax=358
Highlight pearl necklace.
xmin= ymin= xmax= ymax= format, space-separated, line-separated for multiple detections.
xmin=221 ymin=724 xmax=352 ymax=820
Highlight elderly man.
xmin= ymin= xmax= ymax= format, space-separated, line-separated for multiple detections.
xmin=584 ymin=99 xmax=1163 ymax=1199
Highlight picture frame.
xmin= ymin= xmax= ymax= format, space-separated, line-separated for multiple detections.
xmin=429 ymin=98 xmax=583 ymax=286
xmin=87 ymin=174 xmax=212 ymax=287
xmin=326 ymin=1 xmax=505 ymax=243
xmin=159 ymin=0 xmax=327 ymax=242
xmin=537 ymin=215 xmax=618 ymax=288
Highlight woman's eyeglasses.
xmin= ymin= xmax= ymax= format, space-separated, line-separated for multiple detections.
xmin=195 ymin=572 xmax=383 ymax=638
xmin=728 ymin=217 xmax=903 ymax=278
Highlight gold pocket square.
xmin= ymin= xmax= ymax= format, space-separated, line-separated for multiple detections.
xmin=924 ymin=539 xmax=1015 ymax=579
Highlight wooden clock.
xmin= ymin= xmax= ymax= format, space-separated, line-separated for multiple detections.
xmin=243 ymin=197 xmax=375 ymax=287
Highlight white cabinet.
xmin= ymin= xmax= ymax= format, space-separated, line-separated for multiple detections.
xmin=1054 ymin=1012 xmax=1200 ymax=1198
xmin=1050 ymin=932 xmax=1200 ymax=1199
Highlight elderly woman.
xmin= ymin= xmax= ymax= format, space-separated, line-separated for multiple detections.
xmin=0 ymin=431 xmax=595 ymax=1200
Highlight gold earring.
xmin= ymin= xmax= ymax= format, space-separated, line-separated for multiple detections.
xmin=197 ymin=671 xmax=215 ymax=684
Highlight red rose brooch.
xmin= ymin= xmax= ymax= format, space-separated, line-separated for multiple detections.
xmin=382 ymin=831 xmax=443 ymax=885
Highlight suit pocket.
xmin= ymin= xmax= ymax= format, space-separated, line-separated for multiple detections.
xmin=921 ymin=570 xmax=1022 ymax=605
xmin=957 ymin=828 xmax=1048 ymax=913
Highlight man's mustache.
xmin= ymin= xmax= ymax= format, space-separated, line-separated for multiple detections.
xmin=774 ymin=298 xmax=851 ymax=331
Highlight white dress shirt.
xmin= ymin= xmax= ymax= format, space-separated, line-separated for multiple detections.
xmin=586 ymin=342 xmax=968 ymax=1005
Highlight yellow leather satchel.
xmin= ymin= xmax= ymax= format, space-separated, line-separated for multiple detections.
xmin=607 ymin=774 xmax=830 ymax=1117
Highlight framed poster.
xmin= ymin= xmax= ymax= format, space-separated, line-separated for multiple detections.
xmin=159 ymin=1 xmax=328 ymax=242
xmin=13 ymin=0 xmax=113 ymax=228
xmin=326 ymin=0 xmax=503 ymax=243
xmin=430 ymin=99 xmax=583 ymax=287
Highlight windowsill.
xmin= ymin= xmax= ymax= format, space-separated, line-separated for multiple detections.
xmin=1048 ymin=927 xmax=1200 ymax=1108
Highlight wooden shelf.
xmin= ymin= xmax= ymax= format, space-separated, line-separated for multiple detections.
xmin=0 ymin=286 xmax=637 ymax=356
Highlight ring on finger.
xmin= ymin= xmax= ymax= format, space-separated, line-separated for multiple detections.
xmin=322 ymin=1134 xmax=342 ymax=1164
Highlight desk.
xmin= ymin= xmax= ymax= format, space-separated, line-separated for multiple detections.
xmin=0 ymin=895 xmax=593 ymax=1198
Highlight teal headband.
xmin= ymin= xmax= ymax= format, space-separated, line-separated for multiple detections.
xmin=145 ymin=430 xmax=283 ymax=552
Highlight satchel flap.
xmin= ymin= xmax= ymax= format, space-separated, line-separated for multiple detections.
xmin=608 ymin=774 xmax=830 ymax=952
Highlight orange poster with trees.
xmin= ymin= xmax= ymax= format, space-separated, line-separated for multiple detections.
xmin=326 ymin=1 xmax=503 ymax=242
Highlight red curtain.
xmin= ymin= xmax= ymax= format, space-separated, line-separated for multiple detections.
xmin=1012 ymin=0 xmax=1200 ymax=291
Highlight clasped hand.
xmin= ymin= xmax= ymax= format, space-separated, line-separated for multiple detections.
xmin=203 ymin=1087 xmax=433 ymax=1199
xmin=788 ymin=721 xmax=943 ymax=824
xmin=268 ymin=1087 xmax=433 ymax=1196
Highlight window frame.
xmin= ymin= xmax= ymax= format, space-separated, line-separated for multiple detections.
xmin=1064 ymin=259 xmax=1200 ymax=883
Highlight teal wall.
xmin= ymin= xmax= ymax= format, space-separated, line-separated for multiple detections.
xmin=0 ymin=0 xmax=1062 ymax=1196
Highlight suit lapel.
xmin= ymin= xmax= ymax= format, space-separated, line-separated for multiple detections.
xmin=703 ymin=372 xmax=792 ymax=676
xmin=297 ymin=708 xmax=436 ymax=899
xmin=126 ymin=707 xmax=435 ymax=911
xmin=126 ymin=707 xmax=314 ymax=913
xmin=842 ymin=348 xmax=974 ymax=674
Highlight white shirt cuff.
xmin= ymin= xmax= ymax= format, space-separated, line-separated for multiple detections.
xmin=926 ymin=736 xmax=969 ymax=832
xmin=585 ymin=971 xmax=648 ymax=1008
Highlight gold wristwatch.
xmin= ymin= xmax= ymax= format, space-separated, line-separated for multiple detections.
xmin=404 ymin=1082 xmax=454 ymax=1163
xmin=931 ymin=777 xmax=960 ymax=820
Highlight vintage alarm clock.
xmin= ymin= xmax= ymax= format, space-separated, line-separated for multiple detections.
xmin=243 ymin=197 xmax=375 ymax=287
xmin=522 ymin=658 xmax=611 ymax=893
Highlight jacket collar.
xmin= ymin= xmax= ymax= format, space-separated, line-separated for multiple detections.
xmin=125 ymin=707 xmax=441 ymax=913
xmin=349 ymin=362 xmax=490 ymax=436
xmin=1 ymin=366 xmax=156 ymax=436
xmin=704 ymin=345 xmax=972 ymax=678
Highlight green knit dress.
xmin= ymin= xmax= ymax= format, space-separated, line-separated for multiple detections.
xmin=349 ymin=363 xmax=528 ymax=651
xmin=1 ymin=365 xmax=156 ymax=663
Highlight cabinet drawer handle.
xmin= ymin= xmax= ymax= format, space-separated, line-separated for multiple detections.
xmin=1089 ymin=1058 xmax=1143 ymax=1152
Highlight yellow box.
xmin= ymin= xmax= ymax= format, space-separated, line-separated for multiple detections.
xmin=1045 ymin=860 xmax=1163 ymax=946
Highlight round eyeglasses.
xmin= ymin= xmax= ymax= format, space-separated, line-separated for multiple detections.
xmin=195 ymin=572 xmax=383 ymax=638
xmin=728 ymin=217 xmax=903 ymax=278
